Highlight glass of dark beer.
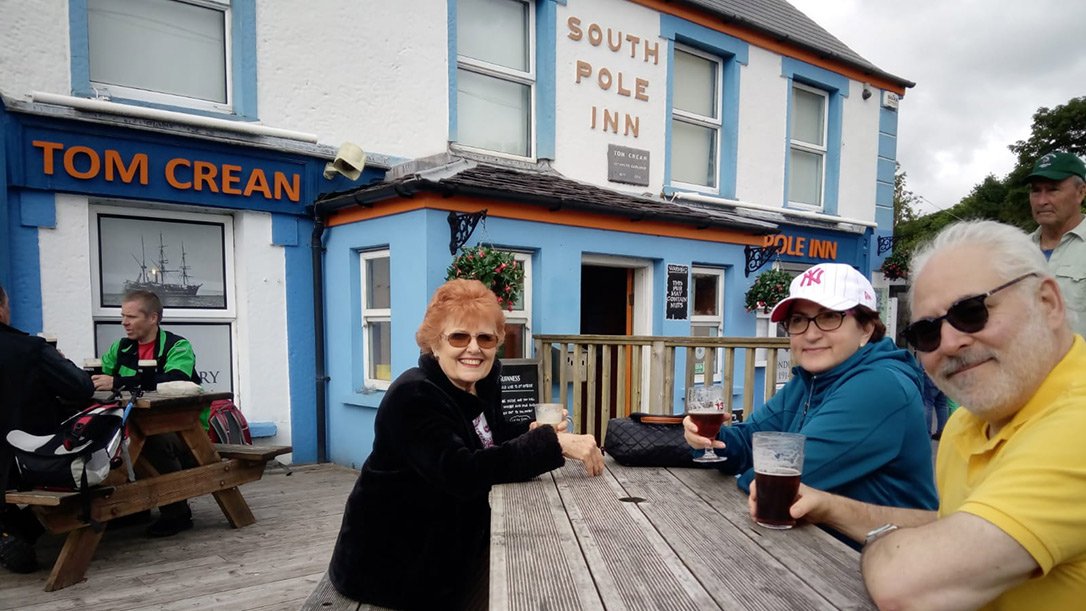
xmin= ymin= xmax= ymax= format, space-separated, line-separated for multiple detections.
xmin=687 ymin=385 xmax=729 ymax=463
xmin=138 ymin=359 xmax=158 ymax=392
xmin=752 ymin=432 xmax=805 ymax=529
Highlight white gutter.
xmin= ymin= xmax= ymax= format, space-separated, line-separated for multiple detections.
xmin=672 ymin=191 xmax=878 ymax=229
xmin=30 ymin=91 xmax=318 ymax=143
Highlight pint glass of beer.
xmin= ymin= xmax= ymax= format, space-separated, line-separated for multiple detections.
xmin=752 ymin=432 xmax=805 ymax=529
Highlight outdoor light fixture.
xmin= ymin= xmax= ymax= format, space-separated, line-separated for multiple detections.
xmin=324 ymin=142 xmax=367 ymax=181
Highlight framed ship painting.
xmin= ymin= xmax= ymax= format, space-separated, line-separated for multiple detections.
xmin=96 ymin=213 xmax=228 ymax=310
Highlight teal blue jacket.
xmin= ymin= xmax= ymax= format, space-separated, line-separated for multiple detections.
xmin=717 ymin=337 xmax=938 ymax=510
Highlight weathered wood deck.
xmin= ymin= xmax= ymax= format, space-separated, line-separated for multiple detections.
xmin=1 ymin=463 xmax=358 ymax=611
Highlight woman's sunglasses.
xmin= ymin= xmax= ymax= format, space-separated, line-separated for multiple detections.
xmin=443 ymin=332 xmax=499 ymax=349
xmin=903 ymin=273 xmax=1035 ymax=353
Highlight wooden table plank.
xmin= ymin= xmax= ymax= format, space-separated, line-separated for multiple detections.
xmin=491 ymin=471 xmax=604 ymax=610
xmin=491 ymin=458 xmax=874 ymax=611
xmin=671 ymin=468 xmax=874 ymax=610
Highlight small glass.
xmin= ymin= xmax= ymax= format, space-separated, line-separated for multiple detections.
xmin=686 ymin=385 xmax=729 ymax=463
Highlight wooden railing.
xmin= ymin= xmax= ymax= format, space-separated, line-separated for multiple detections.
xmin=532 ymin=334 xmax=792 ymax=444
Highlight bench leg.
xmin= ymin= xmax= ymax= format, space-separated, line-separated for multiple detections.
xmin=212 ymin=486 xmax=256 ymax=528
xmin=44 ymin=527 xmax=104 ymax=591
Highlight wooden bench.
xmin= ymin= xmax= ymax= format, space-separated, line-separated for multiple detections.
xmin=300 ymin=572 xmax=394 ymax=610
xmin=212 ymin=443 xmax=292 ymax=462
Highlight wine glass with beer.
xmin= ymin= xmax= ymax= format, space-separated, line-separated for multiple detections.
xmin=686 ymin=384 xmax=729 ymax=463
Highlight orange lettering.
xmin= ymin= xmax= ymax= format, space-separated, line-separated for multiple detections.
xmin=105 ymin=150 xmax=148 ymax=184
xmin=193 ymin=161 xmax=219 ymax=193
xmin=274 ymin=172 xmax=300 ymax=202
xmin=624 ymin=114 xmax=639 ymax=138
xmin=221 ymin=164 xmax=242 ymax=195
xmin=603 ymin=108 xmax=619 ymax=133
xmin=243 ymin=169 xmax=273 ymax=199
xmin=32 ymin=140 xmax=64 ymax=175
xmin=64 ymin=146 xmax=100 ymax=180
xmin=794 ymin=237 xmax=806 ymax=256
xmin=823 ymin=241 xmax=837 ymax=260
xmin=166 ymin=158 xmax=192 ymax=189
xmin=617 ymin=72 xmax=630 ymax=97
xmin=635 ymin=78 xmax=649 ymax=102
xmin=567 ymin=16 xmax=582 ymax=41
xmin=588 ymin=23 xmax=603 ymax=46
xmin=597 ymin=67 xmax=612 ymax=90
xmin=575 ymin=60 xmax=591 ymax=84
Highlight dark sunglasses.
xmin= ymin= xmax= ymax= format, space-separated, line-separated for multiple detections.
xmin=443 ymin=332 xmax=498 ymax=349
xmin=903 ymin=273 xmax=1036 ymax=352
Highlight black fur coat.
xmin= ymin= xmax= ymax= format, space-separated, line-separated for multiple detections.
xmin=328 ymin=354 xmax=564 ymax=609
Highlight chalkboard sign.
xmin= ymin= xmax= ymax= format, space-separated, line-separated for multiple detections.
xmin=499 ymin=358 xmax=539 ymax=424
xmin=666 ymin=263 xmax=689 ymax=320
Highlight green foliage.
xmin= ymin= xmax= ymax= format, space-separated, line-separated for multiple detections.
xmin=893 ymin=96 xmax=1086 ymax=263
xmin=446 ymin=245 xmax=525 ymax=311
xmin=744 ymin=268 xmax=793 ymax=313
xmin=893 ymin=162 xmax=919 ymax=227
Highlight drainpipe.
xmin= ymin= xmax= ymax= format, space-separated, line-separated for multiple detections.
xmin=309 ymin=209 xmax=329 ymax=463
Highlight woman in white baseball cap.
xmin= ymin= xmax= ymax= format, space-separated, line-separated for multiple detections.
xmin=684 ymin=262 xmax=937 ymax=538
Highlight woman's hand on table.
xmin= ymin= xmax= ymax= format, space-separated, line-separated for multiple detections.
xmin=683 ymin=415 xmax=725 ymax=451
xmin=557 ymin=432 xmax=604 ymax=477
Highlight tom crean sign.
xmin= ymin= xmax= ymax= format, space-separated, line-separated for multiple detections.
xmin=28 ymin=139 xmax=303 ymax=204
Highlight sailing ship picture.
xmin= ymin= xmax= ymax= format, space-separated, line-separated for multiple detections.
xmin=126 ymin=234 xmax=203 ymax=297
xmin=99 ymin=214 xmax=227 ymax=309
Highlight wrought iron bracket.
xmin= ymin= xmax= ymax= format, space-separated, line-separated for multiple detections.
xmin=877 ymin=235 xmax=895 ymax=256
xmin=743 ymin=244 xmax=780 ymax=277
xmin=448 ymin=209 xmax=487 ymax=255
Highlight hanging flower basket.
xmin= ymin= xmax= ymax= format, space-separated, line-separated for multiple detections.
xmin=744 ymin=268 xmax=793 ymax=314
xmin=446 ymin=245 xmax=525 ymax=311
xmin=880 ymin=250 xmax=909 ymax=281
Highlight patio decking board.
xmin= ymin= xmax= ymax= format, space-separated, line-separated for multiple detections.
xmin=0 ymin=464 xmax=359 ymax=611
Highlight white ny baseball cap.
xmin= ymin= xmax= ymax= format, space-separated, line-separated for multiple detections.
xmin=769 ymin=263 xmax=877 ymax=322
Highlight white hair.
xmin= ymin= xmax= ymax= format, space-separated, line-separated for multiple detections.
xmin=908 ymin=220 xmax=1056 ymax=313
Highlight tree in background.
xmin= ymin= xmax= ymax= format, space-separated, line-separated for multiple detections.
xmin=891 ymin=96 xmax=1086 ymax=264
xmin=893 ymin=162 xmax=919 ymax=227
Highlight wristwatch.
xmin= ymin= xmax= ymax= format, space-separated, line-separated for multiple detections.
xmin=864 ymin=523 xmax=899 ymax=547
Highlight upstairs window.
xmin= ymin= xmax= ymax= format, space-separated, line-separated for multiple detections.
xmin=788 ymin=84 xmax=829 ymax=209
xmin=455 ymin=0 xmax=535 ymax=158
xmin=670 ymin=47 xmax=721 ymax=189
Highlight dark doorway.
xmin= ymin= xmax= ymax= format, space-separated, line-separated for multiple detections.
xmin=580 ymin=265 xmax=632 ymax=434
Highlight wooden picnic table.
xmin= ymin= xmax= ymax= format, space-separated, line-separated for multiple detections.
xmin=490 ymin=457 xmax=874 ymax=610
xmin=4 ymin=390 xmax=290 ymax=591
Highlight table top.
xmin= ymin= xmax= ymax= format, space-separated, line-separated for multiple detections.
xmin=490 ymin=457 xmax=874 ymax=610
xmin=94 ymin=390 xmax=231 ymax=409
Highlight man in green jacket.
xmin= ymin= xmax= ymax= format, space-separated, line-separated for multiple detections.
xmin=92 ymin=290 xmax=203 ymax=537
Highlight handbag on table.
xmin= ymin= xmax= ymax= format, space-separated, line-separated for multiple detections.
xmin=604 ymin=412 xmax=710 ymax=468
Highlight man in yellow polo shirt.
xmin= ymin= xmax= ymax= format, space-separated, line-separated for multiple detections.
xmin=751 ymin=219 xmax=1085 ymax=609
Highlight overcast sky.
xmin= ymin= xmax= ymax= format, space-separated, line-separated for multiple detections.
xmin=788 ymin=0 xmax=1086 ymax=215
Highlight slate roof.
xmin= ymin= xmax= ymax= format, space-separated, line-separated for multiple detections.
xmin=314 ymin=157 xmax=779 ymax=234
xmin=676 ymin=0 xmax=913 ymax=87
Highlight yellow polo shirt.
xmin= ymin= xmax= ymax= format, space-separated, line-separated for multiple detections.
xmin=935 ymin=336 xmax=1086 ymax=610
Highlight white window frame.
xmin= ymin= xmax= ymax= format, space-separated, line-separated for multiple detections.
xmin=501 ymin=251 xmax=533 ymax=358
xmin=86 ymin=0 xmax=234 ymax=113
xmin=788 ymin=82 xmax=829 ymax=211
xmin=88 ymin=203 xmax=236 ymax=320
xmin=454 ymin=0 xmax=537 ymax=160
xmin=690 ymin=267 xmax=724 ymax=383
xmin=360 ymin=249 xmax=392 ymax=391
xmin=670 ymin=44 xmax=722 ymax=192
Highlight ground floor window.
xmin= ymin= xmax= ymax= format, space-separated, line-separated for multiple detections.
xmin=360 ymin=249 xmax=391 ymax=388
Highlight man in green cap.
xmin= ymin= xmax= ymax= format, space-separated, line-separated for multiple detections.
xmin=1025 ymin=151 xmax=1086 ymax=337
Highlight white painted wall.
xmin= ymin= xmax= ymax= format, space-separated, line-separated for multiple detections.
xmin=255 ymin=1 xmax=451 ymax=158
xmin=0 ymin=0 xmax=71 ymax=98
xmin=735 ymin=45 xmax=790 ymax=208
xmin=837 ymin=79 xmax=881 ymax=222
xmin=553 ymin=0 xmax=667 ymax=195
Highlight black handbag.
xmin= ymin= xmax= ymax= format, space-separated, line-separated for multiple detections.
xmin=604 ymin=413 xmax=707 ymax=468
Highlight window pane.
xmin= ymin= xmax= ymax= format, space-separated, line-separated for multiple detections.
xmin=458 ymin=0 xmax=529 ymax=72
xmin=673 ymin=50 xmax=717 ymax=118
xmin=457 ymin=69 xmax=531 ymax=156
xmin=791 ymin=87 xmax=825 ymax=146
xmin=366 ymin=257 xmax=390 ymax=309
xmin=693 ymin=274 xmax=719 ymax=316
xmin=790 ymin=148 xmax=823 ymax=206
xmin=88 ymin=0 xmax=227 ymax=104
xmin=368 ymin=321 xmax=391 ymax=381
xmin=671 ymin=119 xmax=717 ymax=187
xmin=500 ymin=322 xmax=525 ymax=359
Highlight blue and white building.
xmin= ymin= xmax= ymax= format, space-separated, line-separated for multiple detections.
xmin=1 ymin=0 xmax=911 ymax=468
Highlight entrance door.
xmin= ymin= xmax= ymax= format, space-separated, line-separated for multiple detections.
xmin=580 ymin=265 xmax=633 ymax=435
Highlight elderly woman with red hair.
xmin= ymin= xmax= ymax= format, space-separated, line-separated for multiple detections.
xmin=328 ymin=279 xmax=603 ymax=609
